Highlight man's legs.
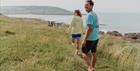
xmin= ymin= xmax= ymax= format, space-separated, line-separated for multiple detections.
xmin=91 ymin=53 xmax=96 ymax=68
xmin=90 ymin=39 xmax=99 ymax=70
xmin=82 ymin=53 xmax=91 ymax=67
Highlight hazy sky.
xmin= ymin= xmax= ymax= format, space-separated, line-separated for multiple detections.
xmin=0 ymin=0 xmax=140 ymax=13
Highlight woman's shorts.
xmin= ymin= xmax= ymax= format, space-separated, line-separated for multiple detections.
xmin=71 ymin=33 xmax=81 ymax=39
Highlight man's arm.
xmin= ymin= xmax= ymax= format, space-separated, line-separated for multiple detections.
xmin=84 ymin=24 xmax=92 ymax=40
xmin=82 ymin=14 xmax=93 ymax=45
xmin=82 ymin=24 xmax=92 ymax=46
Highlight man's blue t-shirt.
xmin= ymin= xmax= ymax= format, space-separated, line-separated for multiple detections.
xmin=86 ymin=11 xmax=99 ymax=40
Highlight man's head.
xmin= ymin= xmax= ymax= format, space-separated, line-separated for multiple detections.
xmin=85 ymin=0 xmax=94 ymax=12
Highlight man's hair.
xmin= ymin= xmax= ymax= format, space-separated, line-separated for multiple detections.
xmin=86 ymin=0 xmax=94 ymax=6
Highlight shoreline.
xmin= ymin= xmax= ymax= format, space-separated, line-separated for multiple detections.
xmin=1 ymin=15 xmax=139 ymax=34
xmin=3 ymin=14 xmax=140 ymax=34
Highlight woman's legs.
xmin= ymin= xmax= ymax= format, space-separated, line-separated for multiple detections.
xmin=72 ymin=34 xmax=81 ymax=55
xmin=72 ymin=38 xmax=75 ymax=44
xmin=76 ymin=38 xmax=80 ymax=50
xmin=74 ymin=38 xmax=81 ymax=55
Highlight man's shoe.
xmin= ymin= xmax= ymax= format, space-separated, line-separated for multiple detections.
xmin=91 ymin=68 xmax=95 ymax=71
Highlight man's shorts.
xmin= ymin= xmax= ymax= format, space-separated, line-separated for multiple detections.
xmin=71 ymin=33 xmax=81 ymax=39
xmin=82 ymin=39 xmax=99 ymax=54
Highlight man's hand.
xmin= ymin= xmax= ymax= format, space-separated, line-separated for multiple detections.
xmin=82 ymin=39 xmax=86 ymax=47
xmin=82 ymin=31 xmax=87 ymax=47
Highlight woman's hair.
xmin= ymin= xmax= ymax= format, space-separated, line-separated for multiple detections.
xmin=74 ymin=10 xmax=82 ymax=17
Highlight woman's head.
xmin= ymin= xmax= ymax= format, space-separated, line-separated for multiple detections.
xmin=74 ymin=10 xmax=82 ymax=17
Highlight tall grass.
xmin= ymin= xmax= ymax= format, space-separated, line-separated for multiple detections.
xmin=0 ymin=16 xmax=139 ymax=71
xmin=0 ymin=16 xmax=86 ymax=71
xmin=98 ymin=35 xmax=140 ymax=71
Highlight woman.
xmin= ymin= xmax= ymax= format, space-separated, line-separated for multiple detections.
xmin=70 ymin=10 xmax=84 ymax=55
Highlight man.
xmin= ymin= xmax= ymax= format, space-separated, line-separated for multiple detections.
xmin=82 ymin=0 xmax=99 ymax=71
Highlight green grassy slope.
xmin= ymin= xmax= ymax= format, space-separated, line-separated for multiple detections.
xmin=0 ymin=16 xmax=139 ymax=71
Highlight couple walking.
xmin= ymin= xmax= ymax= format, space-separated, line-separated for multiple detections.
xmin=69 ymin=0 xmax=99 ymax=71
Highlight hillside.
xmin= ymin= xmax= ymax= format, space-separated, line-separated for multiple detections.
xmin=0 ymin=6 xmax=73 ymax=15
xmin=0 ymin=16 xmax=140 ymax=71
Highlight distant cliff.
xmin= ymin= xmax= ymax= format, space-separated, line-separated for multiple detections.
xmin=0 ymin=13 xmax=2 ymax=15
xmin=0 ymin=6 xmax=73 ymax=15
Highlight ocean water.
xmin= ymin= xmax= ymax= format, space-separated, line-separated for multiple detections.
xmin=6 ymin=13 xmax=140 ymax=33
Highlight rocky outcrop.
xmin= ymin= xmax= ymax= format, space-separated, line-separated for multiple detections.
xmin=124 ymin=33 xmax=140 ymax=42
xmin=136 ymin=33 xmax=140 ymax=39
xmin=5 ymin=30 xmax=15 ymax=35
xmin=107 ymin=31 xmax=122 ymax=37
xmin=124 ymin=33 xmax=137 ymax=39
xmin=99 ymin=31 xmax=105 ymax=35
xmin=48 ymin=21 xmax=66 ymax=27
xmin=0 ymin=13 xmax=2 ymax=15
xmin=101 ymin=31 xmax=140 ymax=42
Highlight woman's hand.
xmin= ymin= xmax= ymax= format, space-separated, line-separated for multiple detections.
xmin=65 ymin=28 xmax=70 ymax=34
xmin=82 ymin=28 xmax=86 ymax=35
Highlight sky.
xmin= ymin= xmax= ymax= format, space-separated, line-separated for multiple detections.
xmin=0 ymin=0 xmax=140 ymax=13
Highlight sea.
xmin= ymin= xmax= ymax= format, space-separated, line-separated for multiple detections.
xmin=5 ymin=13 xmax=140 ymax=33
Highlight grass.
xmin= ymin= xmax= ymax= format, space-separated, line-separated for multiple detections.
xmin=0 ymin=16 xmax=140 ymax=71
xmin=98 ymin=35 xmax=140 ymax=71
